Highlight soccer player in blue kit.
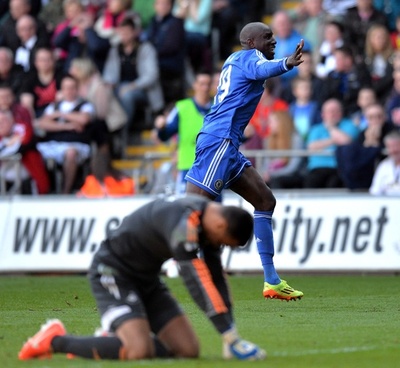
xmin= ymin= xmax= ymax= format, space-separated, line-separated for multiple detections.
xmin=185 ymin=22 xmax=305 ymax=300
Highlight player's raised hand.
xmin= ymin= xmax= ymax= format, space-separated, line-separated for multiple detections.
xmin=286 ymin=39 xmax=304 ymax=68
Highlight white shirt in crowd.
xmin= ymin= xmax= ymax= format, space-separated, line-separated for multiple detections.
xmin=369 ymin=158 xmax=400 ymax=196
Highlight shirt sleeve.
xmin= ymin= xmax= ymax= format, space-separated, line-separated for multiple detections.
xmin=242 ymin=50 xmax=290 ymax=81
xmin=80 ymin=102 xmax=96 ymax=117
xmin=157 ymin=107 xmax=179 ymax=141
xmin=171 ymin=209 xmax=233 ymax=334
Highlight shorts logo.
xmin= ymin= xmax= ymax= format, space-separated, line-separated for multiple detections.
xmin=214 ymin=179 xmax=224 ymax=190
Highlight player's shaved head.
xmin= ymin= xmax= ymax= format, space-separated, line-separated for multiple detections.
xmin=239 ymin=22 xmax=269 ymax=47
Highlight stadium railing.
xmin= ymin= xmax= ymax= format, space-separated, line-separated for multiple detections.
xmin=0 ymin=154 xmax=23 ymax=196
xmin=135 ymin=149 xmax=333 ymax=194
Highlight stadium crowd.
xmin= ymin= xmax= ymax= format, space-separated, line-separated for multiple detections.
xmin=0 ymin=0 xmax=400 ymax=196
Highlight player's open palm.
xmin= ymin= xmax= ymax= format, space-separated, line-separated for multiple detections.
xmin=286 ymin=39 xmax=304 ymax=68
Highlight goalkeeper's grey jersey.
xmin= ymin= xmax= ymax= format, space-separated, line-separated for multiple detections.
xmin=93 ymin=195 xmax=233 ymax=333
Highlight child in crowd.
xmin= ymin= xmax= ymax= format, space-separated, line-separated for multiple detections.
xmin=289 ymin=77 xmax=320 ymax=141
xmin=351 ymin=87 xmax=378 ymax=130
xmin=263 ymin=110 xmax=305 ymax=189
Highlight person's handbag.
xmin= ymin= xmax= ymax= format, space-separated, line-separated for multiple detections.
xmin=88 ymin=76 xmax=128 ymax=132
xmin=105 ymin=92 xmax=128 ymax=132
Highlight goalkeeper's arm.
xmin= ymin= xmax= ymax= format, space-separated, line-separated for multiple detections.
xmin=178 ymin=259 xmax=266 ymax=361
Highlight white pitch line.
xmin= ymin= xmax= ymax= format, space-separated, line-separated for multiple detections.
xmin=270 ymin=346 xmax=379 ymax=357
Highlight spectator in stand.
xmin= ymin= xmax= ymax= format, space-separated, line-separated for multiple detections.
xmin=281 ymin=50 xmax=323 ymax=104
xmin=0 ymin=84 xmax=49 ymax=194
xmin=386 ymin=69 xmax=400 ymax=129
xmin=363 ymin=24 xmax=394 ymax=104
xmin=337 ymin=102 xmax=394 ymax=190
xmin=174 ymin=0 xmax=213 ymax=75
xmin=289 ymin=77 xmax=320 ymax=141
xmin=0 ymin=0 xmax=49 ymax=54
xmin=52 ymin=8 xmax=110 ymax=73
xmin=262 ymin=110 xmax=306 ymax=190
xmin=103 ymin=16 xmax=164 ymax=149
xmin=369 ymin=130 xmax=400 ymax=195
xmin=343 ymin=0 xmax=388 ymax=64
xmin=0 ymin=47 xmax=24 ymax=94
xmin=77 ymin=150 xmax=135 ymax=198
xmin=304 ymin=98 xmax=360 ymax=188
xmin=242 ymin=78 xmax=288 ymax=157
xmin=19 ymin=47 xmax=63 ymax=119
xmin=271 ymin=10 xmax=312 ymax=90
xmin=351 ymin=86 xmax=378 ymax=130
xmin=146 ymin=0 xmax=186 ymax=105
xmin=69 ymin=57 xmax=125 ymax=155
xmin=154 ymin=70 xmax=213 ymax=194
xmin=289 ymin=0 xmax=329 ymax=65
xmin=93 ymin=0 xmax=140 ymax=48
xmin=322 ymin=0 xmax=356 ymax=18
xmin=211 ymin=0 xmax=241 ymax=62
xmin=35 ymin=74 xmax=95 ymax=194
xmin=14 ymin=15 xmax=50 ymax=72
xmin=315 ymin=20 xmax=345 ymax=79
xmin=320 ymin=45 xmax=371 ymax=116
xmin=373 ymin=0 xmax=400 ymax=32
xmin=50 ymin=0 xmax=86 ymax=71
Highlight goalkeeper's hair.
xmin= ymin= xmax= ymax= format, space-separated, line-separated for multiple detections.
xmin=221 ymin=206 xmax=253 ymax=246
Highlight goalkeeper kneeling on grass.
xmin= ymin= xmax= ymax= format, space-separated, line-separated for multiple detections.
xmin=19 ymin=195 xmax=266 ymax=361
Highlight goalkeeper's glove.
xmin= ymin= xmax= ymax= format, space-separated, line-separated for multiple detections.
xmin=222 ymin=326 xmax=266 ymax=361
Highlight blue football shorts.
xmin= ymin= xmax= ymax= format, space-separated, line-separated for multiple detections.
xmin=185 ymin=133 xmax=251 ymax=197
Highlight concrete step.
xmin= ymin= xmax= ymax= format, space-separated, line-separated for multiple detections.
xmin=112 ymin=158 xmax=170 ymax=171
xmin=124 ymin=142 xmax=174 ymax=158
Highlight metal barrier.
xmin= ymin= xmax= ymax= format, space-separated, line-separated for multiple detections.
xmin=241 ymin=149 xmax=332 ymax=170
xmin=0 ymin=150 xmax=334 ymax=196
xmin=0 ymin=154 xmax=23 ymax=196
xmin=135 ymin=149 xmax=333 ymax=193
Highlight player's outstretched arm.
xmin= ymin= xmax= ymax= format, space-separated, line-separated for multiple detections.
xmin=286 ymin=39 xmax=304 ymax=68
xmin=222 ymin=326 xmax=266 ymax=361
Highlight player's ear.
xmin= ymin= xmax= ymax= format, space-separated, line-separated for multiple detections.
xmin=247 ymin=38 xmax=255 ymax=48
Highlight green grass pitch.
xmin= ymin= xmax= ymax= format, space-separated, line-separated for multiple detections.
xmin=0 ymin=274 xmax=399 ymax=368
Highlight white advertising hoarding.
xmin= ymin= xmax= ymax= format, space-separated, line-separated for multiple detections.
xmin=0 ymin=195 xmax=399 ymax=273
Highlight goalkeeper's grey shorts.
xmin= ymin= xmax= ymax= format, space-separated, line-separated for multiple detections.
xmin=89 ymin=259 xmax=183 ymax=334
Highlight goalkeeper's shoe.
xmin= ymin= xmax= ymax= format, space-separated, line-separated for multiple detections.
xmin=263 ymin=279 xmax=303 ymax=301
xmin=18 ymin=319 xmax=66 ymax=360
xmin=223 ymin=340 xmax=266 ymax=361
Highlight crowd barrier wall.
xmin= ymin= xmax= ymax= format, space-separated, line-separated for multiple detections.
xmin=0 ymin=193 xmax=399 ymax=273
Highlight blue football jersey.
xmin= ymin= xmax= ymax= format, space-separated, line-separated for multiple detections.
xmin=201 ymin=49 xmax=290 ymax=148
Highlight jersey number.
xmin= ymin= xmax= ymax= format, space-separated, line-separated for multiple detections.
xmin=216 ymin=65 xmax=232 ymax=104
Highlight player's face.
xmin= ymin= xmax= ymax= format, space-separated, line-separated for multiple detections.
xmin=0 ymin=89 xmax=13 ymax=110
xmin=206 ymin=230 xmax=243 ymax=249
xmin=252 ymin=27 xmax=276 ymax=60
xmin=60 ymin=78 xmax=78 ymax=101
xmin=203 ymin=225 xmax=240 ymax=249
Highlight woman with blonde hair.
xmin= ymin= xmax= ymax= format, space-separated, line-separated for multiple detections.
xmin=364 ymin=24 xmax=394 ymax=104
xmin=69 ymin=57 xmax=127 ymax=155
xmin=262 ymin=110 xmax=305 ymax=189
